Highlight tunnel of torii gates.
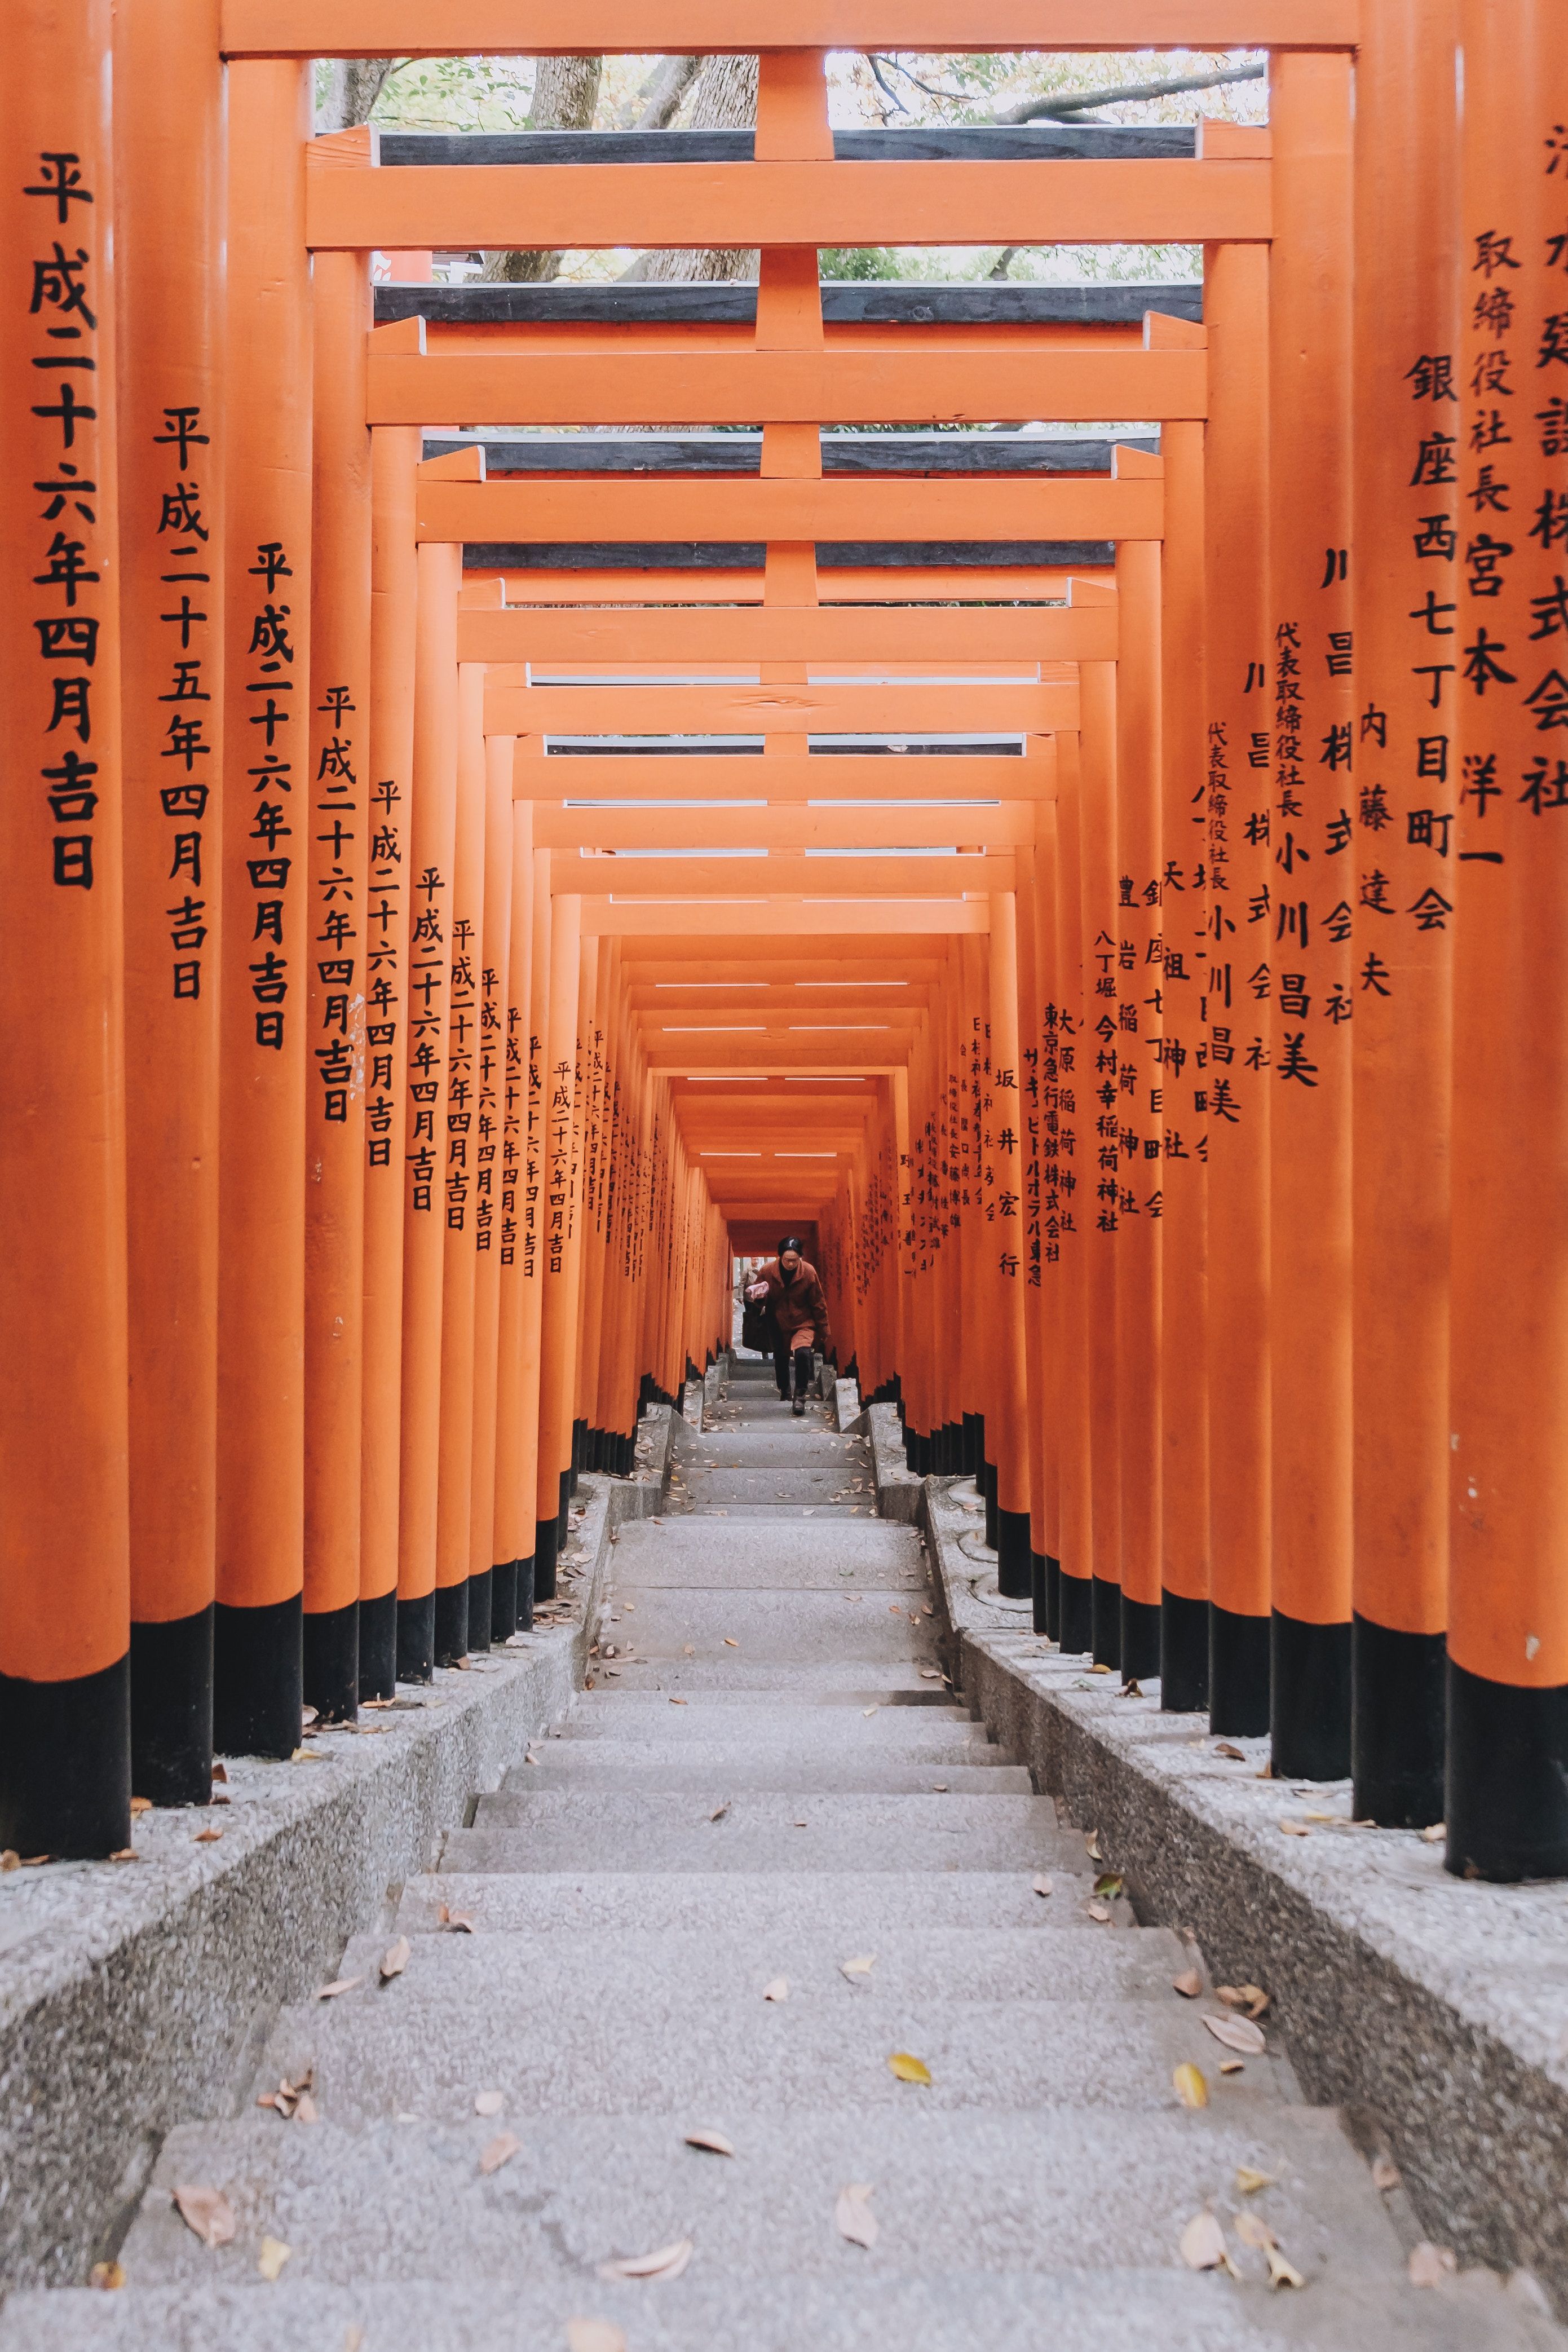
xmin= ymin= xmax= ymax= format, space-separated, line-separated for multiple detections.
xmin=1 ymin=0 xmax=1565 ymax=1887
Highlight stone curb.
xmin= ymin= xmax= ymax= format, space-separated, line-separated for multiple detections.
xmin=0 ymin=1451 xmax=664 ymax=2292
xmin=882 ymin=1454 xmax=1568 ymax=2320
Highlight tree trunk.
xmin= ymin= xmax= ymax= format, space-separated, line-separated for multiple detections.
xmin=480 ymin=56 xmax=604 ymax=284
xmin=316 ymin=58 xmax=397 ymax=134
xmin=623 ymin=55 xmax=760 ymax=283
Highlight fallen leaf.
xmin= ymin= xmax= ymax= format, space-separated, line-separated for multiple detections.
xmin=257 ymin=2236 xmax=291 ymax=2282
xmin=1084 ymin=1831 xmax=1103 ymax=1860
xmin=669 ymin=1697 xmax=688 ymax=1706
xmin=918 ymin=1667 xmax=942 ymax=1680
xmin=289 ymin=1748 xmax=323 ymax=1764
xmin=683 ymin=2129 xmax=735 ymax=2156
xmin=194 ymin=1827 xmax=223 ymax=1843
xmin=1420 ymin=1823 xmax=1446 ymax=1845
xmin=109 ymin=1848 xmax=140 ymax=1863
xmin=1031 ymin=1874 xmax=1053 ymax=1898
xmin=1236 ymin=2166 xmax=1278 ymax=2196
xmin=930 ymin=1782 xmax=949 ymax=1793
xmin=567 ymin=2321 xmax=627 ymax=2352
xmin=1266 ymin=2245 xmax=1306 ymax=2290
xmin=1180 ymin=2212 xmax=1231 ymax=2272
xmin=1217 ymin=1983 xmax=1270 ymax=2019
xmin=130 ymin=1797 xmax=152 ymax=1816
xmin=294 ymin=2091 xmax=319 ymax=2125
xmin=1371 ymin=2155 xmax=1402 ymax=2193
xmin=1086 ymin=1902 xmax=1111 ymax=1923
xmin=475 ymin=2090 xmax=505 ymax=2117
xmin=792 ymin=1819 xmax=808 ymax=1829
xmin=439 ymin=1905 xmax=476 ymax=1933
xmin=0 ymin=1851 xmax=17 ymax=1872
xmin=1204 ymin=2013 xmax=1266 ymax=2056
xmin=380 ymin=1936 xmax=410 ymax=1982
xmin=89 ymin=2262 xmax=125 ymax=2291
xmin=1279 ymin=1820 xmax=1311 ymax=1837
xmin=723 ymin=1638 xmax=739 ymax=1649
xmin=1121 ymin=1679 xmax=1143 ymax=1698
xmin=1214 ymin=1741 xmax=1246 ymax=1760
xmin=762 ymin=1977 xmax=789 ymax=2002
xmin=1172 ymin=2063 xmax=1209 ymax=2110
xmin=862 ymin=1706 xmax=878 ymax=1718
xmin=1171 ymin=1969 xmax=1203 ymax=1999
xmin=682 ymin=1646 xmax=695 ymax=1658
xmin=1093 ymin=1873 xmax=1123 ymax=1899
xmin=1409 ymin=2241 xmax=1457 ymax=2288
xmin=479 ymin=2132 xmax=521 ymax=2175
xmin=840 ymin=1953 xmax=876 ymax=1980
xmin=1235 ymin=2209 xmax=1277 ymax=2251
xmin=173 ymin=2184 xmax=236 ymax=2249
xmin=836 ymin=2182 xmax=879 ymax=2250
xmin=1219 ymin=2059 xmax=1246 ymax=2075
xmin=887 ymin=2051 xmax=931 ymax=2085
xmin=1088 ymin=1662 xmax=1113 ymax=1675
xmin=709 ymin=1802 xmax=731 ymax=1824
xmin=317 ymin=1975 xmax=363 ymax=2001
xmin=599 ymin=2237 xmax=694 ymax=2282
xmin=211 ymin=1761 xmax=228 ymax=1782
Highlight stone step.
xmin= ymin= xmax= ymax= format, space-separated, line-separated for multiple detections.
xmin=551 ymin=1695 xmax=976 ymax=1738
xmin=501 ymin=1760 xmax=1035 ymax=1794
xmin=677 ymin=1502 xmax=876 ymax=1519
xmin=115 ymin=2104 xmax=1404 ymax=2294
xmin=254 ymin=1987 xmax=1292 ymax=2126
xmin=529 ymin=1733 xmax=1009 ymax=1770
xmin=6 ymin=2272 xmax=1553 ymax=2352
xmin=681 ymin=1432 xmax=871 ymax=1466
xmin=609 ymin=1516 xmax=924 ymax=1582
xmin=596 ymin=1662 xmax=949 ymax=1694
xmin=445 ymin=1788 xmax=1079 ymax=1874
xmin=562 ymin=1682 xmax=961 ymax=1710
xmin=676 ymin=1470 xmax=876 ymax=1503
xmin=392 ymin=1870 xmax=1106 ymax=1938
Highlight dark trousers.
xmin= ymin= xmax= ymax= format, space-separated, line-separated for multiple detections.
xmin=774 ymin=1340 xmax=812 ymax=1398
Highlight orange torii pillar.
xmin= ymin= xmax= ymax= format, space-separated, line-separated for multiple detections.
xmin=1350 ymin=0 xmax=1456 ymax=1825
xmin=1267 ymin=56 xmax=1355 ymax=1779
xmin=116 ymin=0 xmax=223 ymax=1801
xmin=491 ymin=790 xmax=536 ymax=1631
xmin=987 ymin=891 xmax=1034 ymax=1596
xmin=1015 ymin=778 xmax=1061 ymax=1630
xmin=396 ymin=529 xmax=461 ymax=1679
xmin=0 ymin=2 xmax=131 ymax=1856
xmin=361 ymin=412 xmax=421 ymax=1697
xmin=214 ymin=61 xmax=311 ymax=1758
xmin=303 ymin=219 xmax=372 ymax=1722
xmin=534 ymin=881 xmax=581 ymax=1600
xmin=1448 ymin=0 xmax=1568 ymax=1880
xmin=470 ymin=731 xmax=514 ymax=1641
xmin=1053 ymin=730 xmax=1096 ymax=1656
xmin=1080 ymin=642 xmax=1123 ymax=1667
xmin=1201 ymin=204 xmax=1273 ymax=1735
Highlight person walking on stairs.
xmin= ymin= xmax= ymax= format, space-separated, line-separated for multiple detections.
xmin=745 ymin=1234 xmax=832 ymax=1415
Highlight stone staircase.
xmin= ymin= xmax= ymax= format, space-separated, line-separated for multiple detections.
xmin=3 ymin=1359 xmax=1557 ymax=2350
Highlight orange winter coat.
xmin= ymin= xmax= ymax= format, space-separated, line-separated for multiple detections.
xmin=749 ymin=1257 xmax=832 ymax=1353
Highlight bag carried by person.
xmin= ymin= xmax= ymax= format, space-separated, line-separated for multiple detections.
xmin=740 ymin=1298 xmax=778 ymax=1354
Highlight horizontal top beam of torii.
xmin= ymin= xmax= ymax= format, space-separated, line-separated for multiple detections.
xmin=222 ymin=1 xmax=1358 ymax=56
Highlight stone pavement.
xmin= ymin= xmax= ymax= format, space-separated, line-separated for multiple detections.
xmin=2 ymin=1359 xmax=1560 ymax=2350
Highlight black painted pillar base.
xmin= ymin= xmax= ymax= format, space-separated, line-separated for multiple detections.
xmin=1030 ymin=1552 xmax=1052 ymax=1636
xmin=535 ymin=1516 xmax=560 ymax=1604
xmin=1270 ymin=1610 xmax=1351 ymax=1781
xmin=467 ymin=1568 xmax=493 ymax=1653
xmin=0 ymin=1653 xmax=131 ymax=1858
xmin=556 ymin=1468 xmax=572 ymax=1546
xmin=1058 ymin=1570 xmax=1094 ymax=1656
xmin=996 ymin=1506 xmax=1032 ymax=1600
xmin=130 ymin=1605 xmax=213 ymax=1807
xmin=214 ymin=1594 xmax=302 ymax=1759
xmin=303 ymin=1601 xmax=359 ymax=1724
xmin=516 ymin=1553 xmax=536 ymax=1632
xmin=1209 ymin=1604 xmax=1271 ymax=1737
xmin=491 ymin=1559 xmax=518 ymax=1645
xmin=1040 ymin=1554 xmax=1061 ymax=1640
xmin=1447 ymin=1657 xmax=1568 ymax=1882
xmin=962 ymin=1411 xmax=980 ymax=1476
xmin=1091 ymin=1576 xmax=1122 ymax=1671
xmin=984 ymin=1478 xmax=1000 ymax=1554
xmin=396 ymin=1591 xmax=435 ymax=1684
xmin=1120 ymin=1594 xmax=1161 ymax=1684
xmin=1159 ymin=1588 xmax=1209 ymax=1715
xmin=434 ymin=1579 xmax=470 ymax=1669
xmin=359 ymin=1590 xmax=396 ymax=1701
xmin=1351 ymin=1612 xmax=1445 ymax=1827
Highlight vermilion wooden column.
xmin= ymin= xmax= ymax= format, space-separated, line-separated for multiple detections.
xmin=1024 ymin=785 xmax=1064 ymax=1634
xmin=1267 ymin=56 xmax=1355 ymax=1778
xmin=470 ymin=731 xmax=513 ymax=1641
xmin=1200 ymin=206 xmax=1273 ymax=1736
xmin=491 ymin=792 xmax=535 ymax=1629
xmin=116 ymin=0 xmax=223 ymax=1803
xmin=1448 ymin=0 xmax=1568 ymax=1879
xmin=361 ymin=413 xmax=420 ymax=1698
xmin=1080 ymin=654 xmax=1123 ymax=1667
xmin=1350 ymin=0 xmax=1458 ymax=1825
xmin=987 ymin=891 xmax=1033 ymax=1595
xmin=0 ymin=0 xmax=131 ymax=1856
xmin=303 ymin=228 xmax=371 ymax=1722
xmin=1053 ymin=730 xmax=1095 ymax=1654
xmin=214 ymin=61 xmax=311 ymax=1758
xmin=535 ymin=881 xmax=581 ymax=1598
xmin=1012 ymin=820 xmax=1050 ymax=1623
xmin=432 ymin=660 xmax=485 ymax=1665
xmin=396 ymin=535 xmax=460 ymax=1680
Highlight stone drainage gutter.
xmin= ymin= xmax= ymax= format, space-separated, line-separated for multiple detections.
xmin=0 ymin=1420 xmax=674 ymax=2293
xmin=876 ymin=1433 xmax=1568 ymax=2318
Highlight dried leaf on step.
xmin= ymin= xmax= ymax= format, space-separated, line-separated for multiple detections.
xmin=567 ymin=2322 xmax=628 ymax=2352
xmin=1214 ymin=1741 xmax=1246 ymax=1760
xmin=317 ymin=1975 xmax=363 ymax=2000
xmin=1093 ymin=1873 xmax=1123 ymax=1898
xmin=1266 ymin=2244 xmax=1306 ymax=2290
xmin=599 ymin=2237 xmax=694 ymax=2282
xmin=668 ymin=1697 xmax=688 ymax=1706
xmin=887 ymin=2051 xmax=931 ymax=2085
xmin=173 ymin=2184 xmax=236 ymax=2249
xmin=1086 ymin=1902 xmax=1111 ymax=1923
xmin=257 ymin=2237 xmax=291 ymax=2282
xmin=918 ymin=1667 xmax=941 ymax=1680
xmin=1172 ymin=2063 xmax=1209 ymax=2110
xmin=1088 ymin=1663 xmax=1112 ymax=1675
xmin=683 ymin=2129 xmax=735 ymax=2156
xmin=1084 ymin=1831 xmax=1103 ymax=1860
xmin=109 ymin=1848 xmax=140 ymax=1863
xmin=379 ymin=1936 xmax=410 ymax=1981
xmin=710 ymin=1802 xmax=731 ymax=1823
xmin=1235 ymin=2166 xmax=1278 ymax=2196
xmin=1180 ymin=2212 xmax=1231 ymax=2272
xmin=1171 ymin=1969 xmax=1203 ymax=1999
xmin=1420 ymin=1823 xmax=1446 ymax=1844
xmin=1217 ymin=1983 xmax=1270 ymax=2018
xmin=211 ymin=1760 xmax=229 ymax=1782
xmin=439 ymin=1905 xmax=476 ymax=1933
xmin=1234 ymin=2209 xmax=1277 ymax=2252
xmin=682 ymin=1646 xmax=695 ymax=1657
xmin=1371 ymin=2155 xmax=1401 ymax=2192
xmin=763 ymin=1977 xmax=790 ymax=2002
xmin=1204 ymin=2013 xmax=1266 ymax=2055
xmin=1219 ymin=2059 xmax=1245 ymax=2075
xmin=723 ymin=1638 xmax=739 ymax=1649
xmin=475 ymin=2090 xmax=505 ymax=2117
xmin=195 ymin=1827 xmax=223 ymax=1843
xmin=480 ymin=2132 xmax=521 ymax=2176
xmin=836 ymin=2183 xmax=879 ymax=2249
xmin=1409 ymin=2241 xmax=1457 ymax=2288
xmin=862 ymin=1706 xmax=878 ymax=1718
xmin=89 ymin=2263 xmax=124 ymax=2290
xmin=1279 ymin=1820 xmax=1311 ymax=1837
xmin=1031 ymin=1874 xmax=1054 ymax=1898
xmin=930 ymin=1783 xmax=948 ymax=1793
xmin=840 ymin=1954 xmax=876 ymax=1980
xmin=0 ymin=1851 xmax=17 ymax=1872
xmin=294 ymin=2091 xmax=319 ymax=2125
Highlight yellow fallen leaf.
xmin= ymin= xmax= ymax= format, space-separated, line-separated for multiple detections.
xmin=723 ymin=1638 xmax=739 ymax=1648
xmin=257 ymin=2237 xmax=291 ymax=2282
xmin=1171 ymin=1969 xmax=1203 ymax=1999
xmin=1204 ymin=2013 xmax=1266 ymax=2056
xmin=1088 ymin=1663 xmax=1112 ymax=1675
xmin=1172 ymin=2063 xmax=1208 ymax=2110
xmin=1420 ymin=1823 xmax=1446 ymax=1844
xmin=1409 ymin=2241 xmax=1457 ymax=2288
xmin=317 ymin=1975 xmax=363 ymax=2001
xmin=89 ymin=2263 xmax=125 ymax=2291
xmin=475 ymin=2090 xmax=505 ymax=2117
xmin=836 ymin=2182 xmax=879 ymax=2250
xmin=379 ymin=1936 xmax=410 ymax=1982
xmin=683 ymin=2129 xmax=735 ymax=2156
xmin=566 ymin=2320 xmax=627 ymax=2352
xmin=1236 ymin=2166 xmax=1277 ymax=2196
xmin=1266 ymin=2244 xmax=1306 ymax=2290
xmin=1180 ymin=2212 xmax=1231 ymax=2272
xmin=480 ymin=2132 xmax=521 ymax=2176
xmin=599 ymin=2237 xmax=694 ymax=2282
xmin=173 ymin=2184 xmax=236 ymax=2249
xmin=0 ymin=1851 xmax=18 ymax=1872
xmin=289 ymin=1748 xmax=323 ymax=1764
xmin=840 ymin=1953 xmax=876 ymax=1980
xmin=887 ymin=2051 xmax=931 ymax=2085
xmin=763 ymin=1977 xmax=789 ymax=2002
xmin=1032 ymin=1874 xmax=1053 ymax=1897
xmin=1218 ymin=1983 xmax=1270 ymax=2019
